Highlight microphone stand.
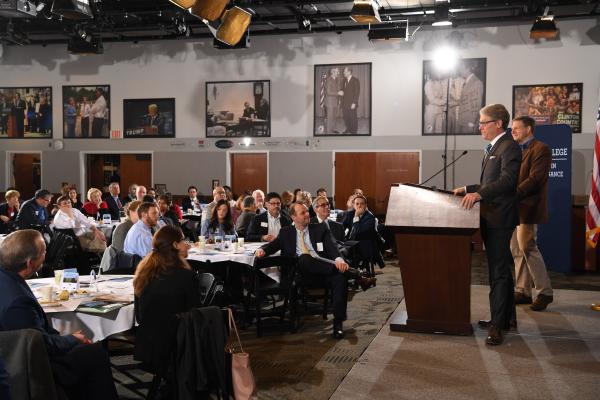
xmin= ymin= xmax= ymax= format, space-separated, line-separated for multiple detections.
xmin=421 ymin=150 xmax=468 ymax=186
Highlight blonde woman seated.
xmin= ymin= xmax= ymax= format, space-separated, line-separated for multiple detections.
xmin=204 ymin=199 xmax=237 ymax=242
xmin=81 ymin=187 xmax=109 ymax=219
xmin=53 ymin=195 xmax=106 ymax=252
xmin=133 ymin=225 xmax=200 ymax=376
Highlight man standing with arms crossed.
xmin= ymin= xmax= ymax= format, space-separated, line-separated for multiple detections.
xmin=454 ymin=104 xmax=521 ymax=346
xmin=510 ymin=116 xmax=554 ymax=311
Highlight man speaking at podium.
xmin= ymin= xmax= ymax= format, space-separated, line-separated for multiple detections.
xmin=454 ymin=104 xmax=521 ymax=346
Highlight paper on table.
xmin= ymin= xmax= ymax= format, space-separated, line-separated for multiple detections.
xmin=41 ymin=298 xmax=85 ymax=314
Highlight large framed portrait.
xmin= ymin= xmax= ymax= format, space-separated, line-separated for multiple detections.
xmin=62 ymin=85 xmax=110 ymax=138
xmin=314 ymin=62 xmax=371 ymax=136
xmin=123 ymin=98 xmax=175 ymax=138
xmin=205 ymin=80 xmax=270 ymax=137
xmin=0 ymin=87 xmax=53 ymax=139
xmin=513 ymin=83 xmax=582 ymax=133
xmin=422 ymin=58 xmax=486 ymax=135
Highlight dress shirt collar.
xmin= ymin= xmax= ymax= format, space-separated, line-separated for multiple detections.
xmin=519 ymin=136 xmax=534 ymax=151
xmin=267 ymin=212 xmax=280 ymax=222
xmin=489 ymin=131 xmax=507 ymax=148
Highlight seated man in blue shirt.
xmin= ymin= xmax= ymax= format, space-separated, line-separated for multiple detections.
xmin=0 ymin=229 xmax=117 ymax=400
xmin=15 ymin=189 xmax=52 ymax=229
xmin=124 ymin=201 xmax=160 ymax=258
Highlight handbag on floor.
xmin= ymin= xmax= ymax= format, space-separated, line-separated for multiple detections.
xmin=78 ymin=231 xmax=106 ymax=253
xmin=226 ymin=309 xmax=257 ymax=400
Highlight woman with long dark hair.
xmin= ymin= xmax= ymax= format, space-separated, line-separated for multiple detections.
xmin=133 ymin=225 xmax=200 ymax=375
xmin=205 ymin=199 xmax=237 ymax=242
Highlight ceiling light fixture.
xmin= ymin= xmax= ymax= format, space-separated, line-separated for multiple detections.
xmin=432 ymin=1 xmax=452 ymax=27
xmin=350 ymin=0 xmax=381 ymax=24
xmin=530 ymin=6 xmax=559 ymax=39
xmin=190 ymin=0 xmax=228 ymax=21
xmin=168 ymin=0 xmax=196 ymax=10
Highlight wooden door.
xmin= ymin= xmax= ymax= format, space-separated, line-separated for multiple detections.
xmin=12 ymin=153 xmax=41 ymax=199
xmin=230 ymin=153 xmax=267 ymax=197
xmin=335 ymin=152 xmax=420 ymax=216
xmin=86 ymin=155 xmax=105 ymax=191
xmin=120 ymin=154 xmax=152 ymax=194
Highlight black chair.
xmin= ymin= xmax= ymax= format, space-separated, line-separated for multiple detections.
xmin=39 ymin=230 xmax=74 ymax=277
xmin=198 ymin=272 xmax=225 ymax=307
xmin=245 ymin=255 xmax=298 ymax=337
xmin=104 ymin=250 xmax=141 ymax=275
xmin=52 ymin=228 xmax=101 ymax=273
xmin=293 ymin=273 xmax=332 ymax=324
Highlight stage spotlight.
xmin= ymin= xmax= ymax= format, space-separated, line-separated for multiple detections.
xmin=51 ymin=0 xmax=93 ymax=20
xmin=190 ymin=0 xmax=228 ymax=21
xmin=432 ymin=2 xmax=452 ymax=27
xmin=168 ymin=0 xmax=196 ymax=10
xmin=433 ymin=46 xmax=458 ymax=72
xmin=530 ymin=7 xmax=559 ymax=39
xmin=216 ymin=6 xmax=251 ymax=46
xmin=350 ymin=0 xmax=381 ymax=24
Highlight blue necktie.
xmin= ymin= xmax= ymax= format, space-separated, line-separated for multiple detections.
xmin=484 ymin=143 xmax=492 ymax=157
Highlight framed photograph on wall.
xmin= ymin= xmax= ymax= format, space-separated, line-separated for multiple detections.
xmin=314 ymin=62 xmax=372 ymax=136
xmin=422 ymin=57 xmax=486 ymax=136
xmin=512 ymin=83 xmax=582 ymax=133
xmin=123 ymin=98 xmax=175 ymax=138
xmin=62 ymin=85 xmax=110 ymax=138
xmin=0 ymin=87 xmax=53 ymax=139
xmin=212 ymin=179 xmax=220 ymax=189
xmin=205 ymin=80 xmax=270 ymax=137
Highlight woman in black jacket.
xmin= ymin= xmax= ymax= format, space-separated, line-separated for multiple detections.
xmin=133 ymin=225 xmax=200 ymax=376
xmin=0 ymin=189 xmax=19 ymax=234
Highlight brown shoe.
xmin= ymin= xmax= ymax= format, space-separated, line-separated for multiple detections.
xmin=485 ymin=324 xmax=504 ymax=346
xmin=359 ymin=276 xmax=377 ymax=291
xmin=514 ymin=292 xmax=532 ymax=305
xmin=530 ymin=294 xmax=553 ymax=311
xmin=478 ymin=319 xmax=517 ymax=330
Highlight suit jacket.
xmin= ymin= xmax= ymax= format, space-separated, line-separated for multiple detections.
xmin=310 ymin=216 xmax=345 ymax=243
xmin=342 ymin=76 xmax=360 ymax=109
xmin=517 ymin=139 xmax=551 ymax=224
xmin=0 ymin=202 xmax=17 ymax=234
xmin=246 ymin=211 xmax=291 ymax=242
xmin=467 ymin=133 xmax=522 ymax=229
xmin=0 ymin=268 xmax=78 ymax=359
xmin=457 ymin=74 xmax=484 ymax=133
xmin=235 ymin=210 xmax=256 ymax=238
xmin=260 ymin=223 xmax=341 ymax=261
xmin=105 ymin=195 xmax=122 ymax=221
xmin=181 ymin=196 xmax=200 ymax=212
xmin=341 ymin=209 xmax=385 ymax=267
xmin=15 ymin=198 xmax=46 ymax=230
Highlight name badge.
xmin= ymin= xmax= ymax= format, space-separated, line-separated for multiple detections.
xmin=317 ymin=242 xmax=324 ymax=252
xmin=35 ymin=211 xmax=39 ymax=216
xmin=260 ymin=222 xmax=268 ymax=228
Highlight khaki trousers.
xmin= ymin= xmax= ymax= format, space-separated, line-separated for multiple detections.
xmin=510 ymin=224 xmax=553 ymax=297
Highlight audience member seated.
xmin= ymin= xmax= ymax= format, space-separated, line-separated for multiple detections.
xmin=204 ymin=199 xmax=237 ymax=242
xmin=53 ymin=196 xmax=107 ymax=253
xmin=0 ymin=189 xmax=19 ymax=234
xmin=81 ymin=188 xmax=109 ymax=219
xmin=124 ymin=202 xmax=160 ymax=258
xmin=0 ymin=230 xmax=118 ymax=400
xmin=123 ymin=183 xmax=137 ymax=206
xmin=281 ymin=190 xmax=294 ymax=217
xmin=15 ymin=189 xmax=52 ymax=230
xmin=246 ymin=192 xmax=291 ymax=242
xmin=223 ymin=185 xmax=239 ymax=222
xmin=235 ymin=196 xmax=257 ymax=238
xmin=342 ymin=194 xmax=385 ymax=270
xmin=200 ymin=186 xmax=227 ymax=237
xmin=311 ymin=195 xmax=345 ymax=242
xmin=135 ymin=185 xmax=147 ymax=202
xmin=157 ymin=195 xmax=180 ymax=228
xmin=133 ymin=225 xmax=200 ymax=376
xmin=68 ymin=187 xmax=83 ymax=209
xmin=112 ymin=200 xmax=141 ymax=252
xmin=255 ymin=203 xmax=375 ymax=339
xmin=252 ymin=189 xmax=266 ymax=214
xmin=105 ymin=182 xmax=123 ymax=221
xmin=336 ymin=193 xmax=357 ymax=223
xmin=181 ymin=185 xmax=201 ymax=212
xmin=293 ymin=188 xmax=303 ymax=202
xmin=169 ymin=197 xmax=183 ymax=220
xmin=296 ymin=190 xmax=316 ymax=218
xmin=147 ymin=187 xmax=157 ymax=199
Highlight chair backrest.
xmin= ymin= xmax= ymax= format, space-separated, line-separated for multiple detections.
xmin=198 ymin=272 xmax=225 ymax=307
xmin=105 ymin=250 xmax=141 ymax=275
xmin=42 ymin=231 xmax=74 ymax=274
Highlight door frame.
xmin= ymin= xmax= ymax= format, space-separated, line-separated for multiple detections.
xmin=332 ymin=149 xmax=422 ymax=204
xmin=79 ymin=151 xmax=154 ymax=195
xmin=5 ymin=151 xmax=44 ymax=190
xmin=226 ymin=150 xmax=270 ymax=192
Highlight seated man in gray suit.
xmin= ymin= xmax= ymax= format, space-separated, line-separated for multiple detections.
xmin=310 ymin=195 xmax=345 ymax=242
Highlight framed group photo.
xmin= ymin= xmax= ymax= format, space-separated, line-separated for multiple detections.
xmin=0 ymin=86 xmax=53 ymax=139
xmin=205 ymin=80 xmax=270 ymax=138
xmin=62 ymin=85 xmax=110 ymax=138
xmin=512 ymin=83 xmax=582 ymax=133
xmin=422 ymin=57 xmax=487 ymax=135
xmin=123 ymin=98 xmax=175 ymax=138
xmin=314 ymin=62 xmax=371 ymax=136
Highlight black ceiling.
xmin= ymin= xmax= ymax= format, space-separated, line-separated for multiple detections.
xmin=0 ymin=0 xmax=599 ymax=46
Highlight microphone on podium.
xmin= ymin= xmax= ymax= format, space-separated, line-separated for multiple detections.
xmin=420 ymin=150 xmax=468 ymax=186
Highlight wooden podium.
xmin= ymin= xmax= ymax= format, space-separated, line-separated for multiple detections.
xmin=386 ymin=183 xmax=479 ymax=335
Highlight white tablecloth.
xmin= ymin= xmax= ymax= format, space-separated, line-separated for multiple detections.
xmin=186 ymin=242 xmax=262 ymax=265
xmin=27 ymin=275 xmax=135 ymax=342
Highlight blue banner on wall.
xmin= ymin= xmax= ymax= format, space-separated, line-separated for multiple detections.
xmin=533 ymin=124 xmax=572 ymax=273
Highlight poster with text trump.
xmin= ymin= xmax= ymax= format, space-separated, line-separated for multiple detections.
xmin=0 ymin=87 xmax=52 ymax=139
xmin=314 ymin=62 xmax=371 ymax=136
xmin=62 ymin=85 xmax=110 ymax=139
xmin=422 ymin=58 xmax=486 ymax=135
xmin=123 ymin=98 xmax=175 ymax=138
xmin=512 ymin=83 xmax=582 ymax=133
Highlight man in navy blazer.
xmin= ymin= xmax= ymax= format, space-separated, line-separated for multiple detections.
xmin=256 ymin=202 xmax=375 ymax=339
xmin=105 ymin=182 xmax=123 ymax=220
xmin=15 ymin=189 xmax=52 ymax=230
xmin=454 ymin=104 xmax=521 ymax=346
xmin=0 ymin=230 xmax=118 ymax=399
